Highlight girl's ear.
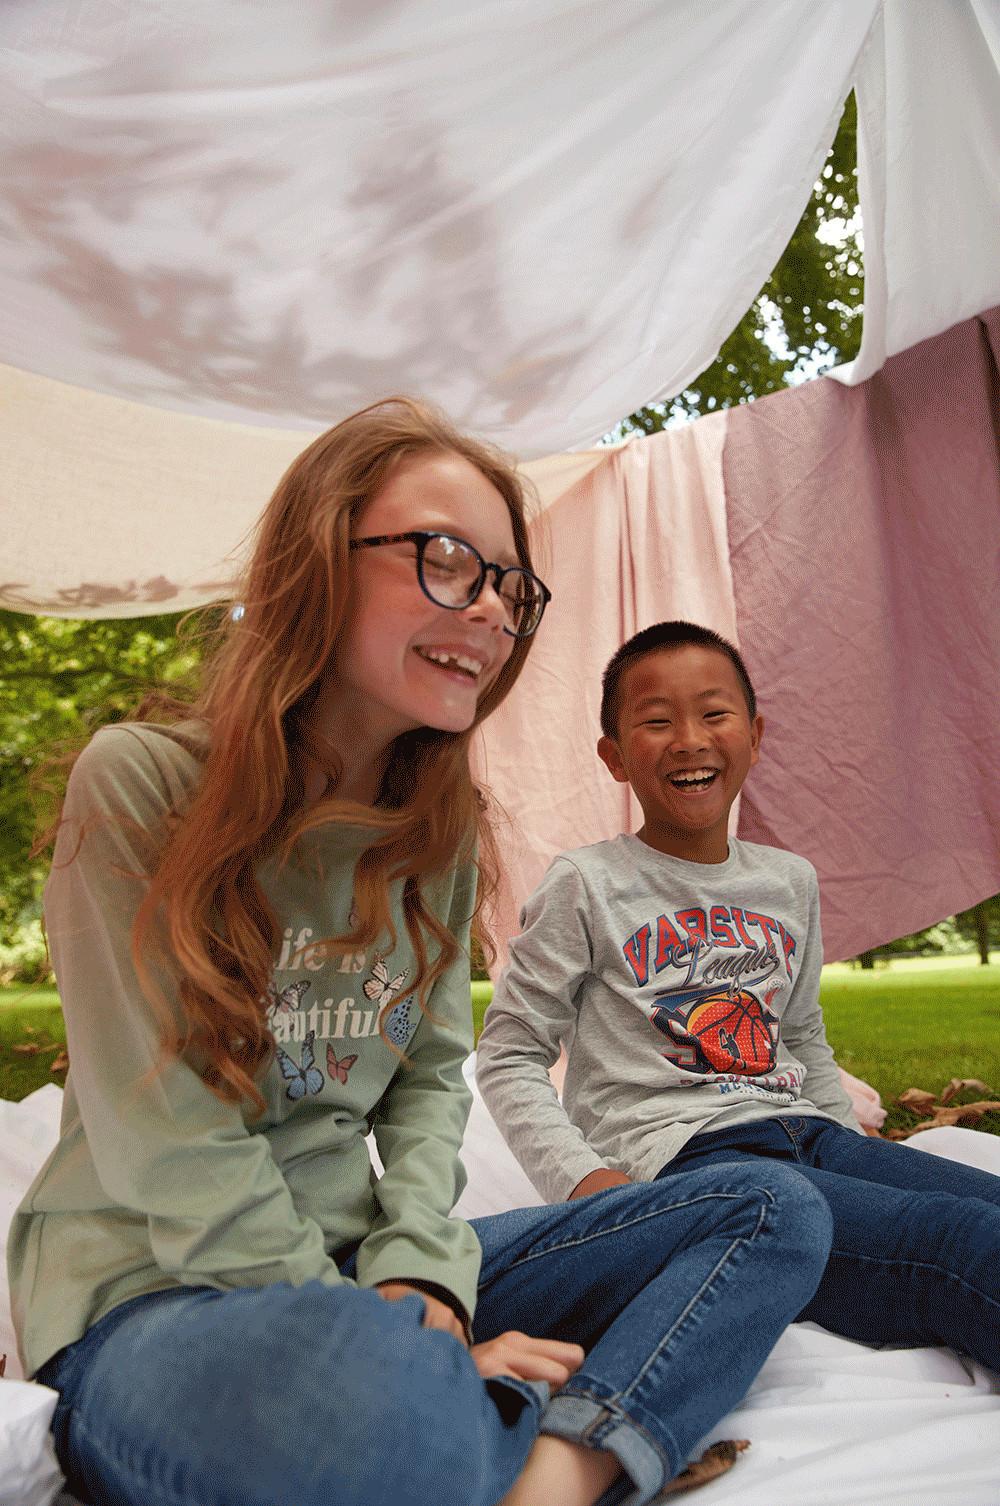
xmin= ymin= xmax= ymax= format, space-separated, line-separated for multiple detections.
xmin=597 ymin=735 xmax=629 ymax=784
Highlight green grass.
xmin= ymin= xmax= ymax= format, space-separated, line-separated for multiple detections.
xmin=820 ymin=958 xmax=1000 ymax=1136
xmin=471 ymin=978 xmax=493 ymax=1035
xmin=0 ymin=991 xmax=67 ymax=1100
xmin=6 ymin=961 xmax=1000 ymax=1137
xmin=0 ymin=983 xmax=62 ymax=1009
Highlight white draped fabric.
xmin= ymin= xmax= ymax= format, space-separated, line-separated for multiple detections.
xmin=1 ymin=3 xmax=999 ymax=618
xmin=1 ymin=0 xmax=880 ymax=456
xmin=835 ymin=0 xmax=1000 ymax=384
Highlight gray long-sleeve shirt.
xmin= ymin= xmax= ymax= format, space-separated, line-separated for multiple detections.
xmin=477 ymin=834 xmax=860 ymax=1203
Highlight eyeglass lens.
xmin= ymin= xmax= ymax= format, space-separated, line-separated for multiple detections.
xmin=421 ymin=535 xmax=544 ymax=635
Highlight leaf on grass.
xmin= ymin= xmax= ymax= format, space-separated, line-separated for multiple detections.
xmin=940 ymin=1077 xmax=993 ymax=1104
xmin=12 ymin=1042 xmax=41 ymax=1055
xmin=952 ymin=1100 xmax=1000 ymax=1120
xmin=896 ymin=1088 xmax=938 ymax=1116
xmin=659 ymin=1440 xmax=750 ymax=1496
xmin=51 ymin=1050 xmax=69 ymax=1073
xmin=887 ymin=1102 xmax=1000 ymax=1138
xmin=925 ymin=1102 xmax=1000 ymax=1128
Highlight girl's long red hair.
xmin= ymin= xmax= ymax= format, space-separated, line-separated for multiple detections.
xmin=55 ymin=398 xmax=539 ymax=1109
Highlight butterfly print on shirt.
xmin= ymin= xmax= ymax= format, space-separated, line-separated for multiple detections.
xmin=381 ymin=998 xmax=414 ymax=1048
xmin=267 ymin=978 xmax=312 ymax=1016
xmin=363 ymin=954 xmax=408 ymax=1008
xmin=275 ymin=1030 xmax=325 ymax=1100
xmin=327 ymin=1046 xmax=359 ymax=1084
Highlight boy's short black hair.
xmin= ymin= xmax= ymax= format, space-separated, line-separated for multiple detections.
xmin=600 ymin=621 xmax=757 ymax=738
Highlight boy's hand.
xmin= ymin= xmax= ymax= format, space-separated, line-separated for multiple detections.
xmin=375 ymin=1281 xmax=468 ymax=1344
xmin=471 ymin=1331 xmax=585 ymax=1386
xmin=568 ymin=1169 xmax=633 ymax=1199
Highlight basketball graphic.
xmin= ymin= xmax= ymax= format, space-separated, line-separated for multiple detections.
xmin=686 ymin=990 xmax=778 ymax=1073
xmin=651 ymin=987 xmax=779 ymax=1075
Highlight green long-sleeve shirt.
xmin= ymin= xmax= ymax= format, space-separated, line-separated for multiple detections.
xmin=8 ymin=723 xmax=481 ymax=1379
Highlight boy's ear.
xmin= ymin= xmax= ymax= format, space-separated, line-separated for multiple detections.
xmin=597 ymin=734 xmax=629 ymax=783
xmin=749 ymin=714 xmax=764 ymax=766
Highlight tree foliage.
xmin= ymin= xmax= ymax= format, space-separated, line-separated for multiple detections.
xmin=0 ymin=609 xmax=197 ymax=945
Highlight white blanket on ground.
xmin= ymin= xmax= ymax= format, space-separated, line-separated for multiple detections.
xmin=2 ymin=1072 xmax=999 ymax=1506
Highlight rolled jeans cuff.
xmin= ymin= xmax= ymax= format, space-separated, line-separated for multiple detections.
xmin=540 ymin=1383 xmax=675 ymax=1506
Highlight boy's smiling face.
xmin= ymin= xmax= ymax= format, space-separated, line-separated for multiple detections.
xmin=597 ymin=643 xmax=763 ymax=864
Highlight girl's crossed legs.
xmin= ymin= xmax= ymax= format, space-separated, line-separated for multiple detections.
xmin=38 ymin=1164 xmax=832 ymax=1506
xmin=660 ymin=1116 xmax=1000 ymax=1373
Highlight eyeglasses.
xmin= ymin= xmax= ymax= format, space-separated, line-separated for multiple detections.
xmin=349 ymin=530 xmax=551 ymax=638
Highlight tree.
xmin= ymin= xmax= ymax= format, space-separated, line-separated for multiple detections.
xmin=0 ymin=609 xmax=200 ymax=946
xmin=955 ymin=898 xmax=1000 ymax=965
xmin=615 ymin=93 xmax=862 ymax=434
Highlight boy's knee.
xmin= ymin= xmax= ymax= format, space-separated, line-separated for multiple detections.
xmin=746 ymin=1163 xmax=834 ymax=1259
xmin=656 ymin=1161 xmax=833 ymax=1263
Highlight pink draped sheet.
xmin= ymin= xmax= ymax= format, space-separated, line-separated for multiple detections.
xmin=477 ymin=307 xmax=1000 ymax=966
xmin=473 ymin=411 xmax=736 ymax=968
xmin=728 ymin=306 xmax=1000 ymax=960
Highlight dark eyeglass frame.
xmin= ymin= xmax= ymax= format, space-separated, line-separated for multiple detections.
xmin=349 ymin=530 xmax=551 ymax=638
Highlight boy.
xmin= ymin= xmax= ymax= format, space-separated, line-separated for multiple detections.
xmin=477 ymin=621 xmax=1000 ymax=1371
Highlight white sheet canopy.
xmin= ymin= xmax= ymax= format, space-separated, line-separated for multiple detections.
xmin=1 ymin=0 xmax=999 ymax=615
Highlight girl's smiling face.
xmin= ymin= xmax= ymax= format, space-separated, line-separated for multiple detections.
xmin=327 ymin=450 xmax=519 ymax=753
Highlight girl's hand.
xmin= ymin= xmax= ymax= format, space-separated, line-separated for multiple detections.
xmin=568 ymin=1169 xmax=633 ymax=1200
xmin=375 ymin=1281 xmax=468 ymax=1344
xmin=471 ymin=1331 xmax=585 ymax=1386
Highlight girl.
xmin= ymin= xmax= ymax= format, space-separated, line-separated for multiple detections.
xmin=8 ymin=398 xmax=833 ymax=1506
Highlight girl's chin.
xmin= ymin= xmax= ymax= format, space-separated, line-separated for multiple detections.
xmin=388 ymin=699 xmax=476 ymax=738
xmin=418 ymin=685 xmax=486 ymax=734
xmin=421 ymin=707 xmax=478 ymax=735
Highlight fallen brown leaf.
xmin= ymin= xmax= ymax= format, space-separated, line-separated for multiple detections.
xmin=953 ymin=1100 xmax=1000 ymax=1119
xmin=940 ymin=1077 xmax=993 ymax=1104
xmin=658 ymin=1440 xmax=750 ymax=1496
xmin=896 ymin=1088 xmax=937 ymax=1116
xmin=932 ymin=1106 xmax=979 ymax=1127
xmin=51 ymin=1050 xmax=69 ymax=1073
xmin=927 ymin=1102 xmax=1000 ymax=1127
xmin=888 ymin=1101 xmax=1000 ymax=1138
xmin=0 ymin=1353 xmax=6 ymax=1378
xmin=12 ymin=1042 xmax=41 ymax=1055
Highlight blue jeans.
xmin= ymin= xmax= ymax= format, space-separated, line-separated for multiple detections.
xmin=37 ymin=1165 xmax=832 ymax=1506
xmin=659 ymin=1116 xmax=1000 ymax=1372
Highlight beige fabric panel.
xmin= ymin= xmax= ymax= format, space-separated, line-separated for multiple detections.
xmin=0 ymin=363 xmax=306 ymax=616
xmin=472 ymin=411 xmax=735 ymax=969
xmin=0 ymin=364 xmax=612 ymax=618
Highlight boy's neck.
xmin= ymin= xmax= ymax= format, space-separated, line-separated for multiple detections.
xmin=635 ymin=822 xmax=731 ymax=865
